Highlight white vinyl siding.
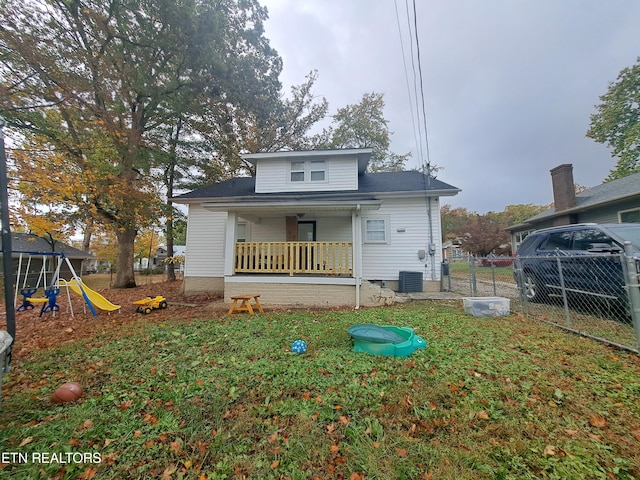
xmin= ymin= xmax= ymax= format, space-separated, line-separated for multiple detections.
xmin=361 ymin=197 xmax=443 ymax=281
xmin=248 ymin=217 xmax=286 ymax=242
xmin=240 ymin=216 xmax=352 ymax=243
xmin=255 ymin=156 xmax=358 ymax=193
xmin=183 ymin=205 xmax=226 ymax=277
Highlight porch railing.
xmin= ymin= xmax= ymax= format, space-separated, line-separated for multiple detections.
xmin=234 ymin=242 xmax=353 ymax=276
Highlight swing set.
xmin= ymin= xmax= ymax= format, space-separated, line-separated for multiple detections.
xmin=13 ymin=251 xmax=98 ymax=318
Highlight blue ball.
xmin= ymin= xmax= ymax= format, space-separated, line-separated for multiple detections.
xmin=292 ymin=339 xmax=307 ymax=354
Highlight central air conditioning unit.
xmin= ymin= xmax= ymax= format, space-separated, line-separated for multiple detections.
xmin=398 ymin=271 xmax=423 ymax=293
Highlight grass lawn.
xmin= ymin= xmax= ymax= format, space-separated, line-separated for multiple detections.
xmin=1 ymin=301 xmax=639 ymax=479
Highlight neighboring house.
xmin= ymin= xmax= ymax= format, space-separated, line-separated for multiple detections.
xmin=507 ymin=164 xmax=640 ymax=251
xmin=0 ymin=233 xmax=95 ymax=284
xmin=173 ymin=148 xmax=460 ymax=308
xmin=135 ymin=245 xmax=187 ymax=273
xmin=442 ymin=239 xmax=465 ymax=261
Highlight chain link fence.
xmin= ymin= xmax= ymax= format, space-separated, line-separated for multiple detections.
xmin=441 ymin=248 xmax=640 ymax=354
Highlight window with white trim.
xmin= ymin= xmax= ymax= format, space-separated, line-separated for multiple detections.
xmin=364 ymin=216 xmax=390 ymax=243
xmin=289 ymin=159 xmax=327 ymax=183
xmin=290 ymin=161 xmax=305 ymax=182
xmin=619 ymin=208 xmax=640 ymax=223
xmin=310 ymin=160 xmax=326 ymax=181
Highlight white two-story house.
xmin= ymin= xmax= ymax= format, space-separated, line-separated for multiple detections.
xmin=173 ymin=148 xmax=460 ymax=308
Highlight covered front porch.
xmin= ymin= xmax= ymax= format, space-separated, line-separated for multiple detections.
xmin=206 ymin=200 xmax=382 ymax=308
xmin=211 ymin=199 xmax=382 ymax=280
xmin=234 ymin=241 xmax=353 ymax=276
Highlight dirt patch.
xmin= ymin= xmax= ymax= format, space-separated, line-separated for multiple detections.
xmin=0 ymin=280 xmax=226 ymax=361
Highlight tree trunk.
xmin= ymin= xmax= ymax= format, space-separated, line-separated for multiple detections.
xmin=113 ymin=227 xmax=137 ymax=288
xmin=166 ymin=217 xmax=176 ymax=281
xmin=82 ymin=220 xmax=93 ymax=253
xmin=165 ymin=120 xmax=180 ymax=282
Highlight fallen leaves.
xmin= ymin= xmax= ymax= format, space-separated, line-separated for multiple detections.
xmin=19 ymin=437 xmax=33 ymax=447
xmin=476 ymin=410 xmax=490 ymax=420
xmin=588 ymin=414 xmax=607 ymax=429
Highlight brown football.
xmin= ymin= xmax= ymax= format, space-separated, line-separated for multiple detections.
xmin=51 ymin=382 xmax=83 ymax=404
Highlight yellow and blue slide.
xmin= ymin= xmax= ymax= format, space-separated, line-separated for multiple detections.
xmin=59 ymin=279 xmax=121 ymax=313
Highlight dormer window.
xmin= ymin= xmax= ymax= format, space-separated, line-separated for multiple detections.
xmin=291 ymin=161 xmax=305 ymax=182
xmin=310 ymin=160 xmax=326 ymax=181
xmin=290 ymin=159 xmax=326 ymax=183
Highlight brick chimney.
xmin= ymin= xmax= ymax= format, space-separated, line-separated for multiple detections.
xmin=550 ymin=164 xmax=577 ymax=225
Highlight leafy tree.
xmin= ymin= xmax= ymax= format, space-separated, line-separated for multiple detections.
xmin=239 ymin=71 xmax=329 ymax=157
xmin=134 ymin=227 xmax=161 ymax=271
xmin=323 ymin=93 xmax=411 ymax=172
xmin=489 ymin=204 xmax=549 ymax=228
xmin=456 ymin=215 xmax=511 ymax=257
xmin=442 ymin=204 xmax=547 ymax=256
xmin=587 ymin=57 xmax=640 ymax=180
xmin=440 ymin=205 xmax=475 ymax=242
xmin=0 ymin=0 xmax=281 ymax=288
xmin=172 ymin=218 xmax=187 ymax=246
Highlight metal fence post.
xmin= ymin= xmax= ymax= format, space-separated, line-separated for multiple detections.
xmin=490 ymin=259 xmax=497 ymax=296
xmin=622 ymin=242 xmax=640 ymax=350
xmin=556 ymin=256 xmax=571 ymax=328
xmin=469 ymin=255 xmax=477 ymax=296
xmin=513 ymin=256 xmax=531 ymax=315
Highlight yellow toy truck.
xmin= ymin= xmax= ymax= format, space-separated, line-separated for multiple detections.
xmin=133 ymin=295 xmax=168 ymax=314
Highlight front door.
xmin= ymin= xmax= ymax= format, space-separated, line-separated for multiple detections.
xmin=298 ymin=221 xmax=316 ymax=241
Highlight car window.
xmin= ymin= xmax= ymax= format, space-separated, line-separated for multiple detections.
xmin=572 ymin=229 xmax=613 ymax=251
xmin=539 ymin=231 xmax=573 ymax=251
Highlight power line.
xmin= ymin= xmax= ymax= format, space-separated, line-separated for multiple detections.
xmin=395 ymin=0 xmax=432 ymax=176
xmin=393 ymin=0 xmax=422 ymax=167
xmin=410 ymin=0 xmax=431 ymax=175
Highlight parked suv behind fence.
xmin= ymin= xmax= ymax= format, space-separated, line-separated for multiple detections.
xmin=514 ymin=223 xmax=640 ymax=312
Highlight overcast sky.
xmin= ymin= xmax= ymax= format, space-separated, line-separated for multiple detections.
xmin=259 ymin=0 xmax=640 ymax=214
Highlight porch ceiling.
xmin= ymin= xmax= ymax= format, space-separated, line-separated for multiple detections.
xmin=203 ymin=200 xmax=382 ymax=219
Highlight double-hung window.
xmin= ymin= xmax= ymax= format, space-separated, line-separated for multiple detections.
xmin=290 ymin=161 xmax=305 ymax=182
xmin=364 ymin=216 xmax=390 ymax=243
xmin=290 ymin=159 xmax=326 ymax=183
xmin=310 ymin=160 xmax=326 ymax=181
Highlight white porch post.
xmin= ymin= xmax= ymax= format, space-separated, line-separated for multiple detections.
xmin=224 ymin=212 xmax=238 ymax=277
xmin=352 ymin=205 xmax=363 ymax=309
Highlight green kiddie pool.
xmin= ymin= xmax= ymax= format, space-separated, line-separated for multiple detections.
xmin=347 ymin=324 xmax=427 ymax=357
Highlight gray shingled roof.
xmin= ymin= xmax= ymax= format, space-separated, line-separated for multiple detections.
xmin=0 ymin=233 xmax=93 ymax=258
xmin=517 ymin=171 xmax=640 ymax=225
xmin=173 ymin=170 xmax=460 ymax=202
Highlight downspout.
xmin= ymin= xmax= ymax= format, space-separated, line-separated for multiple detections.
xmin=427 ymin=196 xmax=436 ymax=280
xmin=354 ymin=204 xmax=361 ymax=309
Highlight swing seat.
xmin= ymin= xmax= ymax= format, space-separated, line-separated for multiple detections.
xmin=17 ymin=287 xmax=39 ymax=311
xmin=40 ymin=288 xmax=61 ymax=317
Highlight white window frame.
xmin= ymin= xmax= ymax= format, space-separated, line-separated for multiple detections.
xmin=363 ymin=215 xmax=390 ymax=244
xmin=290 ymin=161 xmax=305 ymax=182
xmin=288 ymin=159 xmax=327 ymax=184
xmin=618 ymin=207 xmax=640 ymax=223
xmin=310 ymin=160 xmax=326 ymax=181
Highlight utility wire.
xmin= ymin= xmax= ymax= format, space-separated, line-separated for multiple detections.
xmin=410 ymin=0 xmax=431 ymax=176
xmin=393 ymin=0 xmax=422 ymax=168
